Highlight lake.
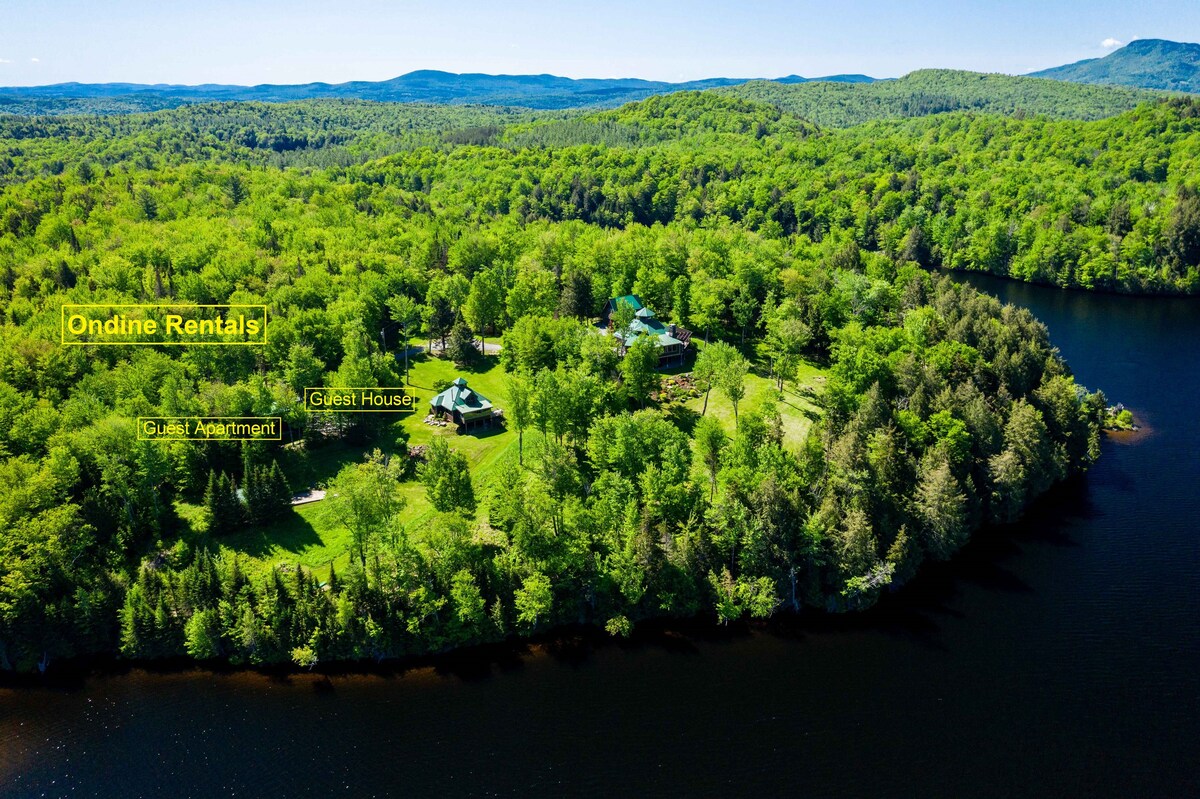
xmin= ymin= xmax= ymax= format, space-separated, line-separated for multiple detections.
xmin=2 ymin=274 xmax=1198 ymax=798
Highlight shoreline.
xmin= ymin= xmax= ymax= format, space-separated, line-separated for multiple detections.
xmin=0 ymin=471 xmax=1094 ymax=687
xmin=1103 ymin=412 xmax=1153 ymax=444
xmin=943 ymin=266 xmax=1200 ymax=300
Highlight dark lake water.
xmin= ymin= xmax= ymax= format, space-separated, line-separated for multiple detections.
xmin=2 ymin=274 xmax=1199 ymax=798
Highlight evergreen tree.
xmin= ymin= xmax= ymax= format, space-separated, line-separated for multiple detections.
xmin=242 ymin=459 xmax=265 ymax=526
xmin=203 ymin=470 xmax=220 ymax=531
xmin=557 ymin=270 xmax=593 ymax=318
xmin=205 ymin=471 xmax=243 ymax=534
xmin=266 ymin=461 xmax=292 ymax=516
xmin=445 ymin=320 xmax=477 ymax=366
xmin=226 ymin=173 xmax=247 ymax=206
xmin=916 ymin=457 xmax=969 ymax=560
xmin=424 ymin=292 xmax=456 ymax=351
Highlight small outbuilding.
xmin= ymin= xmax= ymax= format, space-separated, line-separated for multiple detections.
xmin=429 ymin=377 xmax=496 ymax=429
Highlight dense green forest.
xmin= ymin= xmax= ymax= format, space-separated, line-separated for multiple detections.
xmin=720 ymin=69 xmax=1169 ymax=127
xmin=5 ymin=85 xmax=1198 ymax=671
xmin=0 ymin=101 xmax=556 ymax=180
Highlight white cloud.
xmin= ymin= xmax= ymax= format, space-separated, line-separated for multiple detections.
xmin=0 ymin=59 xmax=12 ymax=64
xmin=1101 ymin=38 xmax=1123 ymax=49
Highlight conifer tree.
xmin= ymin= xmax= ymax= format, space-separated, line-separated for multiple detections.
xmin=267 ymin=461 xmax=292 ymax=516
xmin=203 ymin=470 xmax=220 ymax=531
xmin=206 ymin=472 xmax=243 ymax=534
xmin=446 ymin=319 xmax=477 ymax=366
xmin=242 ymin=459 xmax=264 ymax=525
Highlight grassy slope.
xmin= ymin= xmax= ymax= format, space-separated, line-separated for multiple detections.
xmin=679 ymin=350 xmax=825 ymax=450
xmin=179 ymin=352 xmax=517 ymax=575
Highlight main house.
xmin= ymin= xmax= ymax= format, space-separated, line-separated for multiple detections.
xmin=429 ymin=377 xmax=498 ymax=430
xmin=601 ymin=295 xmax=692 ymax=367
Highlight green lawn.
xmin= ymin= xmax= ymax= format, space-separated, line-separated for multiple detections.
xmin=181 ymin=347 xmax=823 ymax=576
xmin=398 ymin=351 xmax=518 ymax=474
xmin=183 ymin=351 xmax=518 ymax=576
xmin=680 ymin=350 xmax=825 ymax=452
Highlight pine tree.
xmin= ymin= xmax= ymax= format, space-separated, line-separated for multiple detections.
xmin=241 ymin=460 xmax=288 ymax=526
xmin=242 ymin=459 xmax=263 ymax=526
xmin=220 ymin=473 xmax=235 ymax=530
xmin=226 ymin=173 xmax=247 ymax=206
xmin=916 ymin=457 xmax=968 ymax=560
xmin=557 ymin=270 xmax=592 ymax=318
xmin=267 ymin=461 xmax=292 ymax=516
xmin=446 ymin=319 xmax=477 ymax=366
xmin=203 ymin=470 xmax=220 ymax=532
xmin=207 ymin=472 xmax=243 ymax=534
xmin=119 ymin=581 xmax=154 ymax=657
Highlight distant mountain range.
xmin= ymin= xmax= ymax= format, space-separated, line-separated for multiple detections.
xmin=2 ymin=38 xmax=1196 ymax=118
xmin=1029 ymin=39 xmax=1200 ymax=93
xmin=0 ymin=70 xmax=879 ymax=112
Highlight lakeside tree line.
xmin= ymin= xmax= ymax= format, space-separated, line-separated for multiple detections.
xmin=0 ymin=89 xmax=1139 ymax=670
xmin=99 ymin=270 xmax=1102 ymax=669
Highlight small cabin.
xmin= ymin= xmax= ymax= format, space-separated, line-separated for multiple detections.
xmin=429 ymin=377 xmax=497 ymax=430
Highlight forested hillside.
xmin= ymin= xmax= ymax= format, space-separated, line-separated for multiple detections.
xmin=723 ymin=69 xmax=1169 ymax=127
xmin=0 ymin=101 xmax=557 ymax=178
xmin=1031 ymin=39 xmax=1200 ymax=94
xmin=6 ymin=87 xmax=1198 ymax=670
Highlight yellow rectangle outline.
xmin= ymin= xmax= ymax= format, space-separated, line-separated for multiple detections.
xmin=61 ymin=303 xmax=267 ymax=346
xmin=136 ymin=416 xmax=283 ymax=441
xmin=304 ymin=386 xmax=417 ymax=414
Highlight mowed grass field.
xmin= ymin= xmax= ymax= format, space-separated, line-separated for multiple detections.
xmin=678 ymin=344 xmax=825 ymax=452
xmin=180 ymin=344 xmax=826 ymax=577
xmin=179 ymin=351 xmax=518 ymax=576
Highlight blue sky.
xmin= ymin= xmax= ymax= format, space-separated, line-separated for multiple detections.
xmin=2 ymin=0 xmax=1199 ymax=86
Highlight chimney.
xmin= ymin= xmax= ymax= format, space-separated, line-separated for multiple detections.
xmin=668 ymin=323 xmax=677 ymax=336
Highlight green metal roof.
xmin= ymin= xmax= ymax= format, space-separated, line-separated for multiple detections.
xmin=611 ymin=295 xmax=644 ymax=312
xmin=657 ymin=333 xmax=684 ymax=348
xmin=430 ymin=378 xmax=493 ymax=415
xmin=614 ymin=315 xmax=667 ymax=342
xmin=607 ymin=294 xmax=686 ymax=352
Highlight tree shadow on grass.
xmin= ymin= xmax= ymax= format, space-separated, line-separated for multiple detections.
xmin=216 ymin=510 xmax=323 ymax=560
xmin=663 ymin=402 xmax=700 ymax=436
xmin=800 ymin=407 xmax=821 ymax=422
xmin=749 ymin=362 xmax=774 ymax=380
xmin=775 ymin=394 xmax=807 ymax=413
xmin=659 ymin=362 xmax=693 ymax=377
xmin=457 ymin=423 xmax=507 ymax=440
xmin=394 ymin=351 xmax=442 ymax=392
xmin=457 ymin=354 xmax=500 ymax=376
xmin=283 ymin=439 xmax=404 ymax=492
